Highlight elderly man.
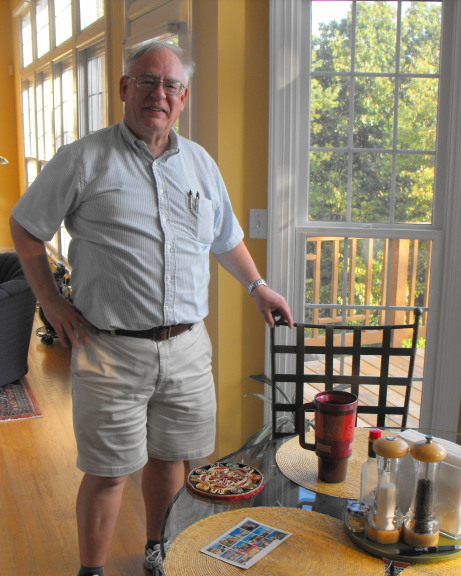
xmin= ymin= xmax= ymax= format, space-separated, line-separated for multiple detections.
xmin=10 ymin=41 xmax=292 ymax=576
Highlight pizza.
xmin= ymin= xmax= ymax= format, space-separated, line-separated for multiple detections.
xmin=186 ymin=462 xmax=265 ymax=500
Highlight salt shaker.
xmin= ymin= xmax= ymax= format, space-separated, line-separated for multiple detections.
xmin=366 ymin=435 xmax=409 ymax=544
xmin=403 ymin=435 xmax=447 ymax=547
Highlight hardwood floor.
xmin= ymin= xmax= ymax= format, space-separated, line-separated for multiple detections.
xmin=0 ymin=313 xmax=148 ymax=576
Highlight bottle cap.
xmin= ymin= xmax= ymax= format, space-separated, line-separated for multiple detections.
xmin=410 ymin=435 xmax=447 ymax=463
xmin=369 ymin=429 xmax=382 ymax=440
xmin=373 ymin=435 xmax=409 ymax=458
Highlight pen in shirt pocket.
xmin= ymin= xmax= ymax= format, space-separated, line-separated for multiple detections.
xmin=188 ymin=190 xmax=200 ymax=210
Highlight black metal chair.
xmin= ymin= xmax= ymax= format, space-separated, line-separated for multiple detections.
xmin=270 ymin=308 xmax=422 ymax=438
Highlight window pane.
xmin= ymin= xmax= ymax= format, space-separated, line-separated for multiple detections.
xmin=352 ymin=153 xmax=392 ymax=222
xmin=395 ymin=154 xmax=434 ymax=224
xmin=354 ymin=77 xmax=394 ymax=149
xmin=400 ymin=1 xmax=441 ymax=75
xmin=355 ymin=1 xmax=397 ymax=73
xmin=310 ymin=77 xmax=350 ymax=148
xmin=36 ymin=0 xmax=50 ymax=58
xmin=59 ymin=226 xmax=72 ymax=259
xmin=309 ymin=152 xmax=348 ymax=221
xmin=54 ymin=72 xmax=62 ymax=150
xmin=22 ymin=83 xmax=36 ymax=158
xmin=36 ymin=83 xmax=44 ymax=159
xmin=36 ymin=75 xmax=53 ymax=161
xmin=54 ymin=63 xmax=75 ymax=149
xmin=26 ymin=159 xmax=38 ymax=187
xmin=87 ymin=52 xmax=107 ymax=132
xmin=311 ymin=1 xmax=351 ymax=72
xmin=21 ymin=12 xmax=33 ymax=67
xmin=80 ymin=0 xmax=104 ymax=30
xmin=398 ymin=77 xmax=439 ymax=151
xmin=62 ymin=67 xmax=75 ymax=145
xmin=54 ymin=0 xmax=72 ymax=46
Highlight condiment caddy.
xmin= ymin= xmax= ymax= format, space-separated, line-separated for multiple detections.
xmin=345 ymin=432 xmax=461 ymax=564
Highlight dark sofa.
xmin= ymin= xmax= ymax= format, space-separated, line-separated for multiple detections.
xmin=0 ymin=252 xmax=36 ymax=387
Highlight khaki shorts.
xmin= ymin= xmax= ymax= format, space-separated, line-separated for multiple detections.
xmin=71 ymin=321 xmax=216 ymax=477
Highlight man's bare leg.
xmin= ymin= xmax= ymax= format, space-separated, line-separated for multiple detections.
xmin=76 ymin=473 xmax=128 ymax=567
xmin=142 ymin=457 xmax=185 ymax=541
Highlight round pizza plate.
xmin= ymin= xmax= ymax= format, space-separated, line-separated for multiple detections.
xmin=186 ymin=462 xmax=265 ymax=501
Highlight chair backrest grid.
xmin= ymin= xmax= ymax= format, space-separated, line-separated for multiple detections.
xmin=270 ymin=308 xmax=422 ymax=438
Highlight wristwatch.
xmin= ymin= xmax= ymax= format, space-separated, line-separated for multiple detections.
xmin=247 ymin=278 xmax=268 ymax=295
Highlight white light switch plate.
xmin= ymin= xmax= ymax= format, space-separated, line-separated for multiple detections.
xmin=249 ymin=209 xmax=268 ymax=239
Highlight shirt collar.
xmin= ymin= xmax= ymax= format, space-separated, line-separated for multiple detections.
xmin=120 ymin=120 xmax=180 ymax=160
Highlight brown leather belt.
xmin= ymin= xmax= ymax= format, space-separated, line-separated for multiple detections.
xmin=100 ymin=324 xmax=194 ymax=340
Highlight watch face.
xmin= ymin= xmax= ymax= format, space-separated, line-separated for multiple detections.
xmin=186 ymin=462 xmax=265 ymax=500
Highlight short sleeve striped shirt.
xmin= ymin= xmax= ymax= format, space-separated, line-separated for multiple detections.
xmin=12 ymin=121 xmax=244 ymax=329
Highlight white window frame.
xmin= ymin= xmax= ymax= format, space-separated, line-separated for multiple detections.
xmin=268 ymin=0 xmax=461 ymax=433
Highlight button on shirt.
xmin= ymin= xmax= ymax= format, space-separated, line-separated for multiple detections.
xmin=12 ymin=121 xmax=244 ymax=329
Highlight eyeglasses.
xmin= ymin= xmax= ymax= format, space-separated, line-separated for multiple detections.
xmin=129 ymin=74 xmax=186 ymax=96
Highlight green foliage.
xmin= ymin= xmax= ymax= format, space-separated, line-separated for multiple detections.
xmin=309 ymin=1 xmax=441 ymax=225
xmin=402 ymin=336 xmax=426 ymax=349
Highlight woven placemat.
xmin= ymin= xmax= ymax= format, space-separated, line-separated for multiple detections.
xmin=276 ymin=428 xmax=370 ymax=499
xmin=401 ymin=558 xmax=461 ymax=575
xmin=164 ymin=507 xmax=384 ymax=576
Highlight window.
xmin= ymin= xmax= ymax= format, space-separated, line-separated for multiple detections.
xmin=21 ymin=10 xmax=33 ymax=67
xmin=79 ymin=44 xmax=107 ymax=135
xmin=36 ymin=72 xmax=53 ymax=163
xmin=309 ymin=1 xmax=439 ymax=226
xmin=268 ymin=0 xmax=461 ymax=432
xmin=36 ymin=0 xmax=50 ymax=58
xmin=22 ymin=79 xmax=37 ymax=187
xmin=54 ymin=61 xmax=75 ymax=150
xmin=79 ymin=0 xmax=104 ymax=30
xmin=16 ymin=1 xmax=108 ymax=262
xmin=54 ymin=0 xmax=72 ymax=47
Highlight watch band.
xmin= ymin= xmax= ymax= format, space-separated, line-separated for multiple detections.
xmin=247 ymin=278 xmax=268 ymax=295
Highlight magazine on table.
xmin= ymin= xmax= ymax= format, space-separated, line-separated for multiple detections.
xmin=200 ymin=517 xmax=292 ymax=569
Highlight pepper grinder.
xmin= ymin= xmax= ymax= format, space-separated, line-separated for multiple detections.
xmin=366 ymin=435 xmax=409 ymax=544
xmin=403 ymin=435 xmax=447 ymax=547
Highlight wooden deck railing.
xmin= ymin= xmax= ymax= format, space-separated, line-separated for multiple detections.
xmin=305 ymin=236 xmax=430 ymax=345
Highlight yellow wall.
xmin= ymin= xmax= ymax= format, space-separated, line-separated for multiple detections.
xmin=5 ymin=0 xmax=269 ymax=458
xmin=195 ymin=0 xmax=269 ymax=458
xmin=0 ymin=0 xmax=20 ymax=250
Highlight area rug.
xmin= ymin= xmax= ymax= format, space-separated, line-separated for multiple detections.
xmin=0 ymin=378 xmax=43 ymax=422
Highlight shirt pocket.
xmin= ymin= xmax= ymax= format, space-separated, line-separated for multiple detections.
xmin=186 ymin=195 xmax=214 ymax=244
xmin=167 ymin=189 xmax=216 ymax=245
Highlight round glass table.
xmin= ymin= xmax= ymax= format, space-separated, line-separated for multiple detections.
xmin=160 ymin=429 xmax=461 ymax=575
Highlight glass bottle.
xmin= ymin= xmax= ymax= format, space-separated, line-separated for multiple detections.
xmin=366 ymin=435 xmax=409 ymax=544
xmin=403 ymin=435 xmax=447 ymax=547
xmin=360 ymin=428 xmax=382 ymax=507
